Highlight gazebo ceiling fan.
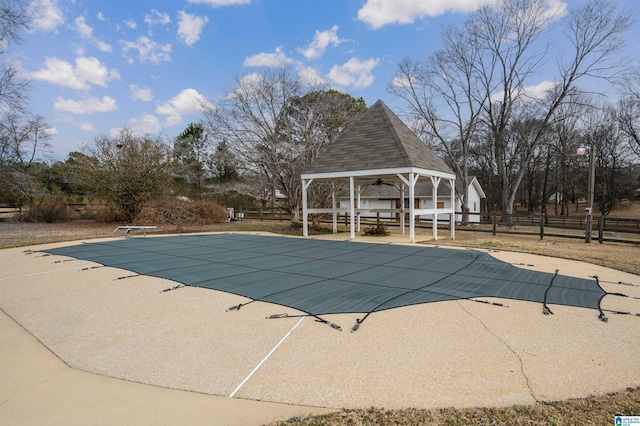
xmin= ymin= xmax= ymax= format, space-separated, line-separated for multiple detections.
xmin=370 ymin=178 xmax=394 ymax=187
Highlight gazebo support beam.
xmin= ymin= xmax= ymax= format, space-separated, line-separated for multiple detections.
xmin=331 ymin=183 xmax=337 ymax=234
xmin=449 ymin=178 xmax=456 ymax=239
xmin=349 ymin=176 xmax=355 ymax=240
xmin=399 ymin=182 xmax=405 ymax=235
xmin=431 ymin=176 xmax=441 ymax=241
xmin=302 ymin=178 xmax=313 ymax=237
xmin=357 ymin=185 xmax=362 ymax=232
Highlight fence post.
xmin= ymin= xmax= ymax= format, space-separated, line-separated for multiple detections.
xmin=539 ymin=213 xmax=544 ymax=240
xmin=598 ymin=216 xmax=604 ymax=244
xmin=492 ymin=212 xmax=497 ymax=236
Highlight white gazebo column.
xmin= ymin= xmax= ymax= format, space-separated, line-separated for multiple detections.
xmin=356 ymin=185 xmax=362 ymax=232
xmin=449 ymin=178 xmax=456 ymax=239
xmin=302 ymin=178 xmax=313 ymax=237
xmin=431 ymin=176 xmax=441 ymax=241
xmin=349 ymin=176 xmax=355 ymax=240
xmin=400 ymin=182 xmax=405 ymax=235
xmin=409 ymin=172 xmax=416 ymax=243
xmin=331 ymin=182 xmax=337 ymax=234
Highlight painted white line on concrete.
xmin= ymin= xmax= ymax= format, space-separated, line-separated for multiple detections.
xmin=229 ymin=316 xmax=305 ymax=398
xmin=0 ymin=267 xmax=85 ymax=281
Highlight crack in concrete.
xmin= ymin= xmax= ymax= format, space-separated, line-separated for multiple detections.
xmin=456 ymin=300 xmax=538 ymax=403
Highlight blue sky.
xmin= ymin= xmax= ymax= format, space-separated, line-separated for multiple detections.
xmin=16 ymin=0 xmax=640 ymax=159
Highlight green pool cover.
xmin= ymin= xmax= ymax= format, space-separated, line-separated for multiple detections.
xmin=42 ymin=233 xmax=608 ymax=326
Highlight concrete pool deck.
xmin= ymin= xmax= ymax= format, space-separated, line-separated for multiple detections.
xmin=1 ymin=232 xmax=639 ymax=424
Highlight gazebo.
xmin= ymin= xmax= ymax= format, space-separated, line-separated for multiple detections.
xmin=301 ymin=100 xmax=456 ymax=243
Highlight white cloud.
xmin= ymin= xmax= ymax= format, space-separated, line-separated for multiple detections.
xmin=129 ymin=114 xmax=163 ymax=133
xmin=97 ymin=12 xmax=106 ymax=22
xmin=109 ymin=127 xmax=124 ymax=138
xmin=300 ymin=25 xmax=342 ymax=60
xmin=156 ymin=88 xmax=211 ymax=124
xmin=95 ymin=40 xmax=112 ymax=52
xmin=73 ymin=16 xmax=92 ymax=38
xmin=144 ymin=9 xmax=171 ymax=26
xmin=539 ymin=0 xmax=567 ymax=24
xmin=121 ymin=36 xmax=171 ymax=64
xmin=45 ymin=126 xmax=58 ymax=137
xmin=391 ymin=74 xmax=414 ymax=88
xmin=31 ymin=56 xmax=120 ymax=90
xmin=73 ymin=16 xmax=112 ymax=52
xmin=327 ymin=57 xmax=380 ymax=89
xmin=243 ymin=46 xmax=293 ymax=67
xmin=130 ymin=84 xmax=153 ymax=102
xmin=177 ymin=11 xmax=209 ymax=46
xmin=80 ymin=122 xmax=95 ymax=131
xmin=524 ymin=80 xmax=557 ymax=99
xmin=491 ymin=80 xmax=558 ymax=103
xmin=298 ymin=66 xmax=325 ymax=86
xmin=164 ymin=115 xmax=183 ymax=127
xmin=29 ymin=0 xmax=65 ymax=32
xmin=54 ymin=95 xmax=117 ymax=114
xmin=357 ymin=0 xmax=490 ymax=29
xmin=187 ymin=0 xmax=250 ymax=6
xmin=229 ymin=73 xmax=262 ymax=98
xmin=124 ymin=18 xmax=137 ymax=29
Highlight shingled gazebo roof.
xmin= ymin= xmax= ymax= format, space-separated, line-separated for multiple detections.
xmin=303 ymin=99 xmax=454 ymax=176
xmin=301 ymin=99 xmax=457 ymax=243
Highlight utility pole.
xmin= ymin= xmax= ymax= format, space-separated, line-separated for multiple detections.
xmin=585 ymin=144 xmax=595 ymax=243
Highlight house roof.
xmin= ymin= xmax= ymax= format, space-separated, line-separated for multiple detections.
xmin=337 ymin=177 xmax=486 ymax=199
xmin=338 ymin=180 xmax=451 ymax=198
xmin=303 ymin=100 xmax=455 ymax=176
xmin=455 ymin=176 xmax=486 ymax=199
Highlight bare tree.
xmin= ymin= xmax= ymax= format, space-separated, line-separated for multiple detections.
xmin=79 ymin=129 xmax=172 ymax=222
xmin=0 ymin=0 xmax=30 ymax=115
xmin=203 ymin=69 xmax=364 ymax=222
xmin=390 ymin=23 xmax=486 ymax=225
xmin=395 ymin=0 xmax=632 ymax=224
xmin=617 ymin=80 xmax=640 ymax=158
xmin=0 ymin=114 xmax=52 ymax=213
xmin=478 ymin=0 xmax=632 ymax=223
xmin=583 ymin=104 xmax=632 ymax=216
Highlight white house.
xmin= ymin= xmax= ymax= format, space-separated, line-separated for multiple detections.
xmin=339 ymin=176 xmax=485 ymax=223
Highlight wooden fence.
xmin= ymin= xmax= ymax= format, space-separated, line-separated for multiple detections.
xmin=236 ymin=207 xmax=640 ymax=244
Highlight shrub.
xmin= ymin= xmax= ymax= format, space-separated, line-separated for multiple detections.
xmin=364 ymin=223 xmax=389 ymax=236
xmin=21 ymin=194 xmax=73 ymax=223
xmin=189 ymin=199 xmax=228 ymax=224
xmin=140 ymin=198 xmax=228 ymax=229
xmin=289 ymin=221 xmax=303 ymax=231
xmin=83 ymin=204 xmax=127 ymax=222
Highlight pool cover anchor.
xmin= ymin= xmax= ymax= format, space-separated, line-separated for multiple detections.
xmin=81 ymin=266 xmax=104 ymax=271
xmin=351 ymin=315 xmax=370 ymax=333
xmin=227 ymin=302 xmax=250 ymax=312
xmin=114 ymin=274 xmax=139 ymax=281
xmin=160 ymin=284 xmax=185 ymax=293
xmin=267 ymin=313 xmax=289 ymax=319
xmin=266 ymin=313 xmax=342 ymax=331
